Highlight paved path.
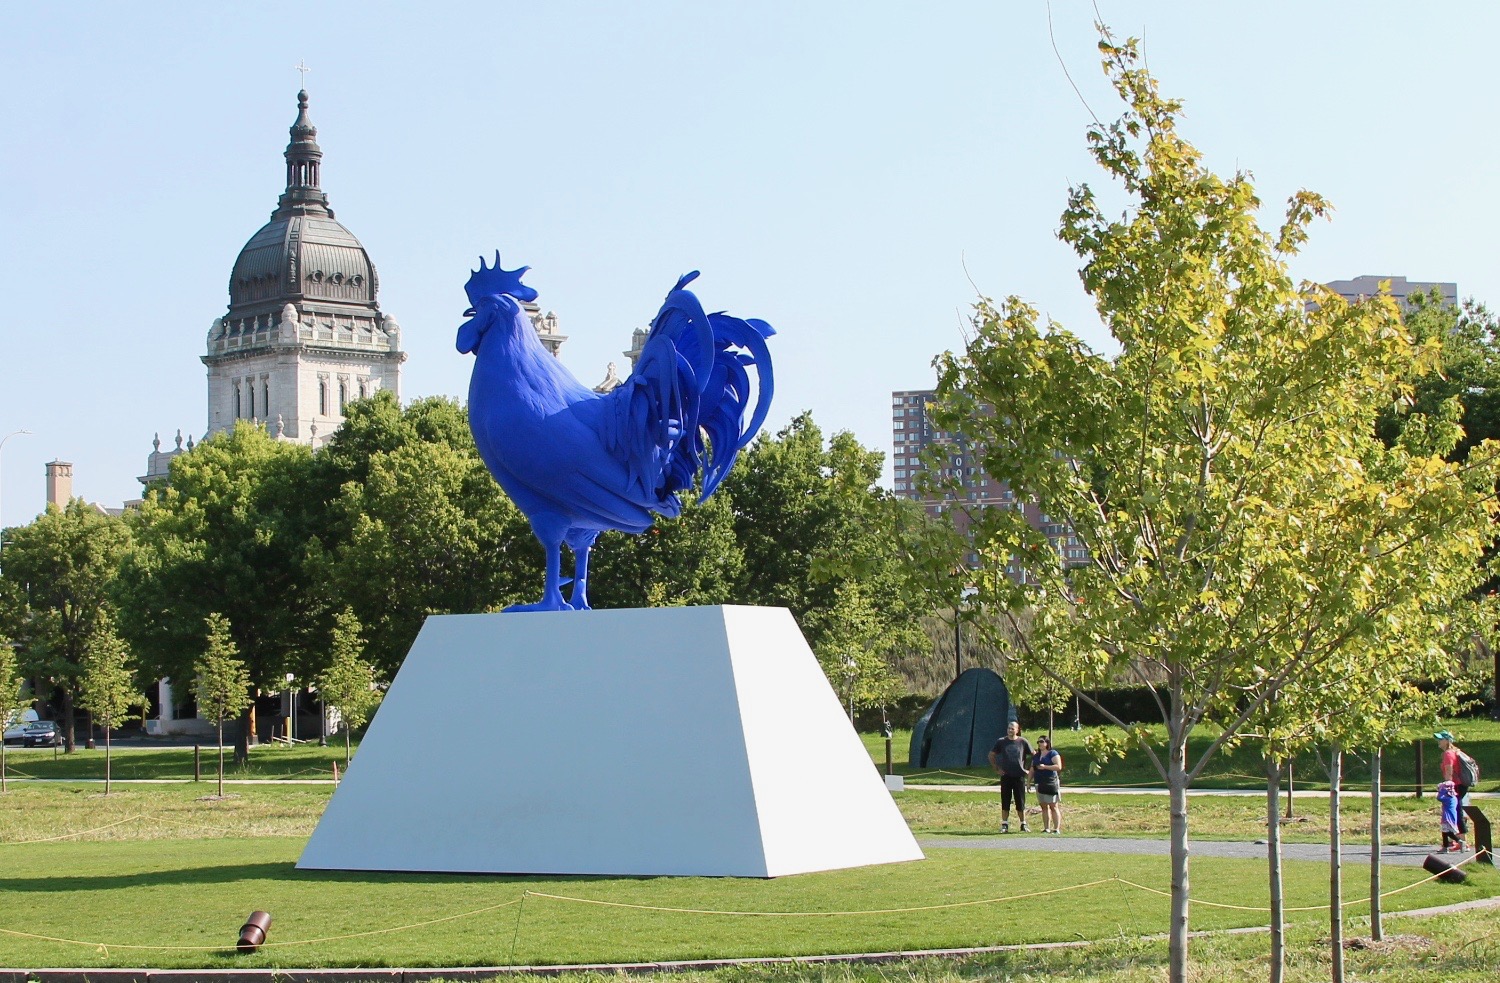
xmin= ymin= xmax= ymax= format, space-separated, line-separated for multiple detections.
xmin=914 ymin=783 xmax=1498 ymax=799
xmin=920 ymin=834 xmax=1467 ymax=867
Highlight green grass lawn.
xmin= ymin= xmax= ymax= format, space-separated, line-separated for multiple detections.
xmin=0 ymin=739 xmax=348 ymax=782
xmin=430 ymin=906 xmax=1500 ymax=983
xmin=0 ymin=779 xmax=1473 ymax=849
xmin=8 ymin=717 xmax=1496 ymax=791
xmin=866 ymin=719 xmax=1500 ymax=793
xmin=1 ymin=783 xmax=1496 ymax=974
xmin=900 ymin=790 xmax=1455 ymax=846
xmin=1 ymin=835 xmax=1492 ymax=971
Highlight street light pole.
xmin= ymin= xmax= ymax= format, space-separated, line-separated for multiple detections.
xmin=953 ymin=605 xmax=961 ymax=683
xmin=844 ymin=655 xmax=857 ymax=725
xmin=0 ymin=429 xmax=35 ymax=570
xmin=954 ymin=585 xmax=977 ymax=684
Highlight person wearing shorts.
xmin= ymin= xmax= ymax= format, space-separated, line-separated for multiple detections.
xmin=988 ymin=721 xmax=1033 ymax=833
xmin=1033 ymin=736 xmax=1063 ymax=834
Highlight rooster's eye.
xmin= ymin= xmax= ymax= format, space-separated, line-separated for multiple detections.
xmin=463 ymin=308 xmax=476 ymax=317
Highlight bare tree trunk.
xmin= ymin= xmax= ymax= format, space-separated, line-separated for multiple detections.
xmin=1370 ymin=746 xmax=1383 ymax=941
xmin=1483 ymin=634 xmax=1500 ymax=720
xmin=103 ymin=720 xmax=111 ymax=795
xmin=234 ymin=688 xmax=254 ymax=766
xmin=345 ymin=727 xmax=351 ymax=767
xmin=1 ymin=739 xmax=7 ymax=793
xmin=1329 ymin=745 xmax=1345 ymax=983
xmin=62 ymin=687 xmax=76 ymax=753
xmin=217 ymin=717 xmax=225 ymax=798
xmin=1266 ymin=754 xmax=1285 ymax=983
xmin=1168 ymin=721 xmax=1191 ymax=983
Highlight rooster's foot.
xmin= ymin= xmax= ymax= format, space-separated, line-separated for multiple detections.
xmin=503 ymin=597 xmax=571 ymax=613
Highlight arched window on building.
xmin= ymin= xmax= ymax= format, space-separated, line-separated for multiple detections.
xmin=319 ymin=381 xmax=328 ymax=416
xmin=358 ymin=379 xmax=367 ymax=400
xmin=263 ymin=381 xmax=270 ymax=420
xmin=339 ymin=380 xmax=348 ymax=411
xmin=234 ymin=385 xmax=242 ymax=419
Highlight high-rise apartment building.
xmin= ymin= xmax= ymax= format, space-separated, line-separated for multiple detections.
xmin=1323 ymin=275 xmax=1457 ymax=309
xmin=891 ymin=389 xmax=1088 ymax=581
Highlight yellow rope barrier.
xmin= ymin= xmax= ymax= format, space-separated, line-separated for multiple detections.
xmin=524 ymin=878 xmax=1120 ymax=916
xmin=0 ymin=815 xmax=143 ymax=844
xmin=0 ymin=811 xmax=297 ymax=844
xmin=145 ymin=814 xmax=248 ymax=835
xmin=0 ymin=898 xmax=523 ymax=952
xmin=1114 ymin=851 xmax=1486 ymax=914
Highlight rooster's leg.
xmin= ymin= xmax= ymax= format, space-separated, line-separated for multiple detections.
xmin=505 ymin=513 xmax=571 ymax=612
xmin=565 ymin=529 xmax=600 ymax=611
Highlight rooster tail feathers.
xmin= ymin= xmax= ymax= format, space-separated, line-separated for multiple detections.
xmin=653 ymin=280 xmax=715 ymax=388
xmin=707 ymin=311 xmax=775 ymax=449
xmin=615 ymin=274 xmax=775 ymax=505
xmin=693 ymin=312 xmax=773 ymax=500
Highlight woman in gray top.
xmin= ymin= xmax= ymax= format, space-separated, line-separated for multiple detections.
xmin=1032 ymin=736 xmax=1064 ymax=834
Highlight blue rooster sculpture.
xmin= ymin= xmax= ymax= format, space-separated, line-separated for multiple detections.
xmin=458 ymin=253 xmax=775 ymax=612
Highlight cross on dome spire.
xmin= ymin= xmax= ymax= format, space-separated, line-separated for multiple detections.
xmin=276 ymin=87 xmax=332 ymax=218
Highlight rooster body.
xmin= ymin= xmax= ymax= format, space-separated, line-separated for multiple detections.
xmin=458 ymin=255 xmax=774 ymax=611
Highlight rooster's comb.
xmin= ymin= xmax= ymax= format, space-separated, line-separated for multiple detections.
xmin=465 ymin=252 xmax=536 ymax=305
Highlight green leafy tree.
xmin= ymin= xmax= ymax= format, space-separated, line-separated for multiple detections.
xmin=76 ymin=611 xmax=143 ymax=795
xmin=1379 ymin=291 xmax=1500 ymax=462
xmin=929 ymin=33 xmax=1500 ymax=983
xmin=807 ymin=582 xmax=904 ymax=718
xmin=1380 ymin=291 xmax=1500 ymax=710
xmin=587 ymin=492 xmax=744 ymax=609
xmin=307 ymin=392 xmax=475 ymax=517
xmin=194 ymin=613 xmax=253 ymax=798
xmin=724 ymin=414 xmax=928 ymax=678
xmin=118 ymin=422 xmax=320 ymax=763
xmin=1240 ymin=369 xmax=1486 ymax=981
xmin=315 ymin=607 xmax=383 ymax=766
xmin=1 ymin=500 xmax=132 ymax=750
xmin=0 ymin=635 xmax=28 ymax=793
xmin=317 ymin=436 xmax=536 ymax=677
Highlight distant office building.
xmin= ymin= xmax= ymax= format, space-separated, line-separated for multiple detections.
xmin=1323 ymin=275 xmax=1457 ymax=309
xmin=891 ymin=389 xmax=1088 ymax=582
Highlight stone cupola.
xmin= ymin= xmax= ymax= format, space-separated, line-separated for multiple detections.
xmin=204 ymin=89 xmax=405 ymax=444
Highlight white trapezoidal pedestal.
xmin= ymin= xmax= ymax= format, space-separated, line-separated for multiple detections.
xmin=297 ymin=605 xmax=923 ymax=877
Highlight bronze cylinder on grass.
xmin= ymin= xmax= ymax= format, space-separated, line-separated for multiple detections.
xmin=237 ymin=910 xmax=272 ymax=952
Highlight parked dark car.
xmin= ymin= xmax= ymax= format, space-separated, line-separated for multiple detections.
xmin=20 ymin=720 xmax=63 ymax=748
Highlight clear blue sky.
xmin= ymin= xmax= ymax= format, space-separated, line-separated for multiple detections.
xmin=2 ymin=1 xmax=1495 ymax=528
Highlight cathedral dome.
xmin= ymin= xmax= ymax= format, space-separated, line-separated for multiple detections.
xmin=229 ymin=213 xmax=378 ymax=310
xmin=225 ymin=90 xmax=379 ymax=315
xmin=205 ymin=87 xmax=404 ymax=446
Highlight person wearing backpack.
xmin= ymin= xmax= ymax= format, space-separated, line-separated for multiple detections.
xmin=1436 ymin=730 xmax=1480 ymax=850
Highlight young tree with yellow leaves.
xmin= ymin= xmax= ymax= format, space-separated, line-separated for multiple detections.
xmin=931 ymin=32 xmax=1500 ymax=983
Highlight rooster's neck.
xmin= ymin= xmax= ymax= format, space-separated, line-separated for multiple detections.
xmin=471 ymin=309 xmax=594 ymax=410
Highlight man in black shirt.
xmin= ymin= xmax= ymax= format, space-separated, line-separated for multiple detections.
xmin=988 ymin=720 xmax=1033 ymax=833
